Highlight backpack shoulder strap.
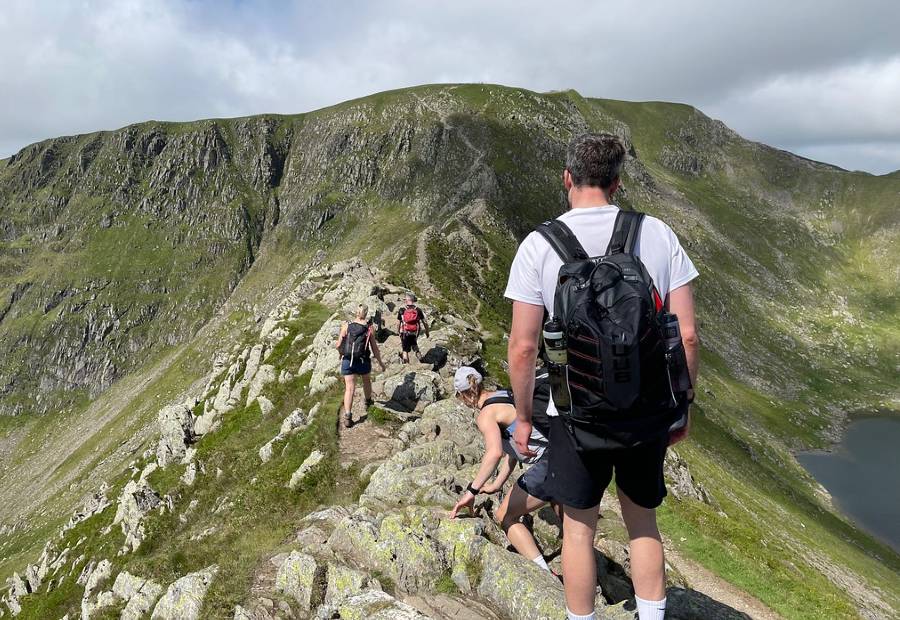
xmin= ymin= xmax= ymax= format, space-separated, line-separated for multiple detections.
xmin=535 ymin=220 xmax=589 ymax=263
xmin=606 ymin=210 xmax=645 ymax=255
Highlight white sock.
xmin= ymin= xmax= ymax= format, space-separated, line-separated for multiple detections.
xmin=565 ymin=609 xmax=595 ymax=620
xmin=635 ymin=595 xmax=667 ymax=620
xmin=530 ymin=554 xmax=549 ymax=571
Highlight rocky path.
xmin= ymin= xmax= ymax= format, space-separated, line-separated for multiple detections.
xmin=2 ymin=259 xmax=768 ymax=620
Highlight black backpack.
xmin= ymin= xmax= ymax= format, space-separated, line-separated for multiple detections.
xmin=482 ymin=367 xmax=553 ymax=438
xmin=342 ymin=321 xmax=371 ymax=362
xmin=536 ymin=210 xmax=689 ymax=450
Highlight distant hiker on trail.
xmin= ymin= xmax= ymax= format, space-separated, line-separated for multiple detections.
xmin=335 ymin=303 xmax=385 ymax=429
xmin=449 ymin=366 xmax=562 ymax=574
xmin=504 ymin=133 xmax=699 ymax=620
xmin=397 ymin=292 xmax=429 ymax=363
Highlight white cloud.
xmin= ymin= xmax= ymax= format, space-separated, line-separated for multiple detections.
xmin=1 ymin=0 xmax=899 ymax=173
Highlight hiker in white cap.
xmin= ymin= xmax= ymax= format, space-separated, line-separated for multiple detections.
xmin=449 ymin=365 xmax=561 ymax=574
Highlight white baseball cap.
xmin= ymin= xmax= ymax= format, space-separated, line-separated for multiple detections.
xmin=453 ymin=366 xmax=483 ymax=393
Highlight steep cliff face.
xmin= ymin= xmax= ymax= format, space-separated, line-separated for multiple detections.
xmin=0 ymin=84 xmax=898 ymax=619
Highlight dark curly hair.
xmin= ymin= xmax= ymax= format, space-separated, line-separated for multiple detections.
xmin=565 ymin=132 xmax=626 ymax=189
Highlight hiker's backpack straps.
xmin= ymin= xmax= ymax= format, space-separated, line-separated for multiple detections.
xmin=536 ymin=220 xmax=589 ymax=263
xmin=606 ymin=210 xmax=646 ymax=255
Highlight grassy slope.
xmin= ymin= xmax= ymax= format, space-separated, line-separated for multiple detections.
xmin=1 ymin=84 xmax=898 ymax=619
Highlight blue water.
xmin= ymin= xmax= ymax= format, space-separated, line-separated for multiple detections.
xmin=797 ymin=415 xmax=900 ymax=552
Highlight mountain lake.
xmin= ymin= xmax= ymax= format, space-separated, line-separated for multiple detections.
xmin=797 ymin=413 xmax=900 ymax=552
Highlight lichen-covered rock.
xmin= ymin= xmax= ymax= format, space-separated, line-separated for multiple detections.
xmin=435 ymin=517 xmax=488 ymax=593
xmin=476 ymin=544 xmax=566 ymax=620
xmin=112 ymin=571 xmax=163 ymax=620
xmin=323 ymin=562 xmax=374 ymax=607
xmin=274 ymin=551 xmax=325 ymax=611
xmin=297 ymin=318 xmax=342 ymax=394
xmin=327 ymin=508 xmax=447 ymax=594
xmin=256 ymin=395 xmax=275 ymax=416
xmin=360 ymin=440 xmax=461 ymax=509
xmin=383 ymin=370 xmax=445 ymax=412
xmin=332 ymin=589 xmax=430 ymax=620
xmin=150 ymin=565 xmax=218 ymax=620
xmin=156 ymin=403 xmax=196 ymax=468
xmin=288 ymin=450 xmax=325 ymax=489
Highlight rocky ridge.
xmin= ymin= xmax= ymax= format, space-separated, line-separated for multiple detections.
xmin=1 ymin=259 xmax=752 ymax=620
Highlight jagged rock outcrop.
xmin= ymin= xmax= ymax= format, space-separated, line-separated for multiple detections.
xmin=112 ymin=571 xmax=164 ymax=620
xmin=156 ymin=403 xmax=196 ymax=468
xmin=113 ymin=466 xmax=161 ymax=553
xmin=150 ymin=565 xmax=218 ymax=620
xmin=288 ymin=450 xmax=325 ymax=490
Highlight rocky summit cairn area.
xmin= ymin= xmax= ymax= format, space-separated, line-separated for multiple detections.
xmin=1 ymin=259 xmax=755 ymax=620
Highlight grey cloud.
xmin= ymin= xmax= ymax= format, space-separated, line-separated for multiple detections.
xmin=1 ymin=0 xmax=898 ymax=173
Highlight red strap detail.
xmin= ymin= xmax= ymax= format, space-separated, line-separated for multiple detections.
xmin=651 ymin=286 xmax=664 ymax=312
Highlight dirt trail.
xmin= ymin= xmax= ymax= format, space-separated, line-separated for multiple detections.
xmin=665 ymin=546 xmax=783 ymax=620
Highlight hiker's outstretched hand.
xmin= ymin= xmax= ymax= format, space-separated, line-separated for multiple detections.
xmin=513 ymin=420 xmax=537 ymax=458
xmin=449 ymin=491 xmax=475 ymax=519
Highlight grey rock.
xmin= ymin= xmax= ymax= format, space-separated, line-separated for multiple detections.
xmin=331 ymin=589 xmax=430 ymax=620
xmin=150 ymin=565 xmax=219 ymax=620
xmin=156 ymin=403 xmax=195 ymax=468
xmin=383 ymin=370 xmax=445 ymax=412
xmin=246 ymin=364 xmax=276 ymax=406
xmin=275 ymin=551 xmax=325 ymax=610
xmin=288 ymin=450 xmax=325 ymax=489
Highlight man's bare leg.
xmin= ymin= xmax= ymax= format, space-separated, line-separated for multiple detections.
xmin=561 ymin=504 xmax=600 ymax=615
xmin=617 ymin=487 xmax=666 ymax=600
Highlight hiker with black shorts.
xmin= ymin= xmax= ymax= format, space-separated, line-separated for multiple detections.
xmin=335 ymin=304 xmax=385 ymax=429
xmin=504 ymin=133 xmax=700 ymax=620
xmin=397 ymin=292 xmax=429 ymax=363
xmin=449 ymin=366 xmax=562 ymax=573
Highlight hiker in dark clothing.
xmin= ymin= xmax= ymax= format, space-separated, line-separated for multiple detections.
xmin=397 ymin=292 xmax=429 ymax=363
xmin=504 ymin=133 xmax=699 ymax=620
xmin=335 ymin=303 xmax=385 ymax=429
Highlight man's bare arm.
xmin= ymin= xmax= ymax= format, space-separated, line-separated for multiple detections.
xmin=667 ymin=283 xmax=699 ymax=386
xmin=508 ymin=301 xmax=544 ymax=423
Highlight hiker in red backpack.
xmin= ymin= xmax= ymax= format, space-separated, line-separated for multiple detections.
xmin=335 ymin=303 xmax=385 ymax=429
xmin=397 ymin=292 xmax=429 ymax=363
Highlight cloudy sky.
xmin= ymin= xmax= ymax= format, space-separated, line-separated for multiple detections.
xmin=2 ymin=0 xmax=899 ymax=174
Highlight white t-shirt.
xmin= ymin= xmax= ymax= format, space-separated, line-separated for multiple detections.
xmin=503 ymin=205 xmax=699 ymax=415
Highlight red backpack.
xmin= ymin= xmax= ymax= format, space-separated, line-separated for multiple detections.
xmin=401 ymin=306 xmax=420 ymax=334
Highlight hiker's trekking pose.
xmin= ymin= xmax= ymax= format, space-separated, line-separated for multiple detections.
xmin=397 ymin=292 xmax=429 ymax=363
xmin=335 ymin=304 xmax=385 ymax=429
xmin=504 ymin=133 xmax=699 ymax=620
xmin=448 ymin=366 xmax=561 ymax=573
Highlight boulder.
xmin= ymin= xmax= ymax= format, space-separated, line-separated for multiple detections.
xmin=435 ymin=517 xmax=488 ymax=593
xmin=331 ymin=589 xmax=430 ymax=620
xmin=288 ymin=450 xmax=325 ymax=489
xmin=327 ymin=508 xmax=447 ymax=594
xmin=279 ymin=409 xmax=307 ymax=435
xmin=275 ymin=551 xmax=325 ymax=611
xmin=476 ymin=545 xmax=566 ymax=620
xmin=156 ymin=403 xmax=195 ymax=468
xmin=297 ymin=318 xmax=342 ymax=394
xmin=664 ymin=450 xmax=715 ymax=505
xmin=383 ymin=370 xmax=445 ymax=412
xmin=113 ymin=571 xmax=163 ymax=620
xmin=323 ymin=562 xmax=374 ymax=607
xmin=113 ymin=479 xmax=160 ymax=552
xmin=246 ymin=364 xmax=276 ymax=406
xmin=256 ymin=396 xmax=274 ymax=416
xmin=360 ymin=440 xmax=460 ymax=509
xmin=150 ymin=565 xmax=218 ymax=620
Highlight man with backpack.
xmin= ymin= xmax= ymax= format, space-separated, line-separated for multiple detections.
xmin=504 ymin=133 xmax=699 ymax=620
xmin=397 ymin=292 xmax=429 ymax=363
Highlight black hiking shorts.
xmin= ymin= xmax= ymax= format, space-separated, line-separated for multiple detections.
xmin=546 ymin=416 xmax=668 ymax=510
xmin=400 ymin=332 xmax=419 ymax=353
